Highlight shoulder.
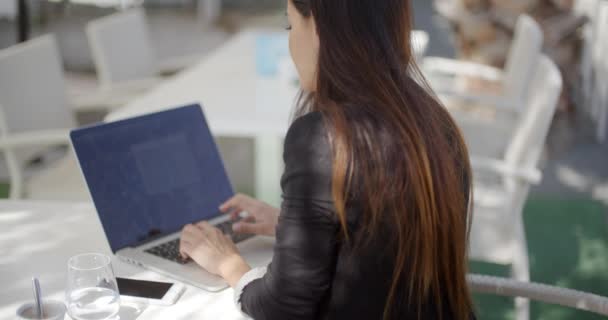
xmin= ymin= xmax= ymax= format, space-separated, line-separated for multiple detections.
xmin=281 ymin=112 xmax=333 ymax=199
xmin=285 ymin=111 xmax=328 ymax=146
xmin=284 ymin=111 xmax=332 ymax=160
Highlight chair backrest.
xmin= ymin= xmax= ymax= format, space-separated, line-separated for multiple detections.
xmin=588 ymin=2 xmax=608 ymax=119
xmin=600 ymin=3 xmax=608 ymax=74
xmin=574 ymin=0 xmax=601 ymax=20
xmin=596 ymin=3 xmax=608 ymax=72
xmin=86 ymin=8 xmax=157 ymax=87
xmin=594 ymin=2 xmax=608 ymax=142
xmin=575 ymin=0 xmax=601 ymax=56
xmin=576 ymin=0 xmax=600 ymax=114
xmin=496 ymin=56 xmax=561 ymax=221
xmin=0 ymin=1 xmax=16 ymax=18
xmin=0 ymin=35 xmax=76 ymax=138
xmin=504 ymin=55 xmax=562 ymax=170
xmin=0 ymin=35 xmax=76 ymax=151
xmin=502 ymin=15 xmax=544 ymax=108
xmin=411 ymin=30 xmax=429 ymax=61
xmin=592 ymin=1 xmax=608 ymax=67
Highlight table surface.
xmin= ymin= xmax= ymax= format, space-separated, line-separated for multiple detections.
xmin=0 ymin=201 xmax=248 ymax=320
xmin=106 ymin=29 xmax=428 ymax=134
xmin=106 ymin=29 xmax=299 ymax=138
xmin=102 ymin=28 xmax=428 ymax=206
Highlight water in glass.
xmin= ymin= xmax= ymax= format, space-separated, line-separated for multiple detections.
xmin=68 ymin=287 xmax=120 ymax=320
xmin=66 ymin=253 xmax=120 ymax=320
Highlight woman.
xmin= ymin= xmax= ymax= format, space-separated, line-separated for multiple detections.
xmin=179 ymin=0 xmax=474 ymax=319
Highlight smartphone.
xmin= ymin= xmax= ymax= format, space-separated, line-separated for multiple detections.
xmin=116 ymin=277 xmax=185 ymax=306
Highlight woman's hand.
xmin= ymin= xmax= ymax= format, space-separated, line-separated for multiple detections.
xmin=179 ymin=222 xmax=251 ymax=287
xmin=220 ymin=194 xmax=280 ymax=237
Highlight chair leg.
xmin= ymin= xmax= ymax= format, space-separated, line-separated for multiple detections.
xmin=197 ymin=0 xmax=221 ymax=24
xmin=597 ymin=90 xmax=607 ymax=143
xmin=5 ymin=150 xmax=24 ymax=199
xmin=514 ymin=296 xmax=530 ymax=320
xmin=254 ymin=135 xmax=283 ymax=208
xmin=512 ymin=213 xmax=531 ymax=320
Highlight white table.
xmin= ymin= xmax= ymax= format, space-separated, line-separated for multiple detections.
xmin=105 ymin=29 xmax=429 ymax=207
xmin=106 ymin=29 xmax=298 ymax=207
xmin=0 ymin=201 xmax=247 ymax=320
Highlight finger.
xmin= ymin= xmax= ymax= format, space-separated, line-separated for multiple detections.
xmin=182 ymin=225 xmax=204 ymax=240
xmin=232 ymin=221 xmax=264 ymax=235
xmin=219 ymin=194 xmax=245 ymax=212
xmin=182 ymin=224 xmax=195 ymax=235
xmin=228 ymin=209 xmax=254 ymax=222
xmin=179 ymin=240 xmax=192 ymax=259
xmin=195 ymin=221 xmax=213 ymax=229
xmin=232 ymin=214 xmax=255 ymax=226
xmin=181 ymin=225 xmax=205 ymax=244
xmin=183 ymin=224 xmax=200 ymax=234
xmin=181 ymin=232 xmax=200 ymax=246
xmin=220 ymin=194 xmax=253 ymax=213
xmin=240 ymin=213 xmax=255 ymax=223
xmin=224 ymin=233 xmax=235 ymax=244
xmin=194 ymin=221 xmax=217 ymax=236
xmin=239 ymin=210 xmax=253 ymax=219
xmin=179 ymin=245 xmax=188 ymax=259
xmin=229 ymin=208 xmax=243 ymax=221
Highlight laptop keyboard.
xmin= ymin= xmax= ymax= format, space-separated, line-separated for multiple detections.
xmin=145 ymin=238 xmax=187 ymax=264
xmin=215 ymin=219 xmax=256 ymax=243
xmin=144 ymin=220 xmax=255 ymax=264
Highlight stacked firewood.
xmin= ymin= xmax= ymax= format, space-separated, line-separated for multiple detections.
xmin=434 ymin=0 xmax=588 ymax=111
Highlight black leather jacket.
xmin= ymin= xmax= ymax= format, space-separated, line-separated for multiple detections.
xmin=240 ymin=112 xmax=460 ymax=319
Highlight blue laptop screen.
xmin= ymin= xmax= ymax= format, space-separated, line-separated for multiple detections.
xmin=71 ymin=104 xmax=234 ymax=252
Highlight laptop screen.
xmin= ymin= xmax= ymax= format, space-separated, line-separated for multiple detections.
xmin=71 ymin=104 xmax=234 ymax=252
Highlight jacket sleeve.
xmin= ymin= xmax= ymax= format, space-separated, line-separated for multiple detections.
xmin=238 ymin=112 xmax=340 ymax=319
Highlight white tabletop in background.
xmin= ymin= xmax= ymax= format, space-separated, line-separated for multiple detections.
xmin=106 ymin=29 xmax=299 ymax=138
xmin=0 ymin=201 xmax=247 ymax=320
xmin=105 ymin=29 xmax=427 ymax=133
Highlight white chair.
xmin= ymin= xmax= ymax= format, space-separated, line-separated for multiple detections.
xmin=591 ymin=2 xmax=608 ymax=142
xmin=574 ymin=0 xmax=601 ymax=114
xmin=467 ymin=55 xmax=563 ymax=320
xmin=0 ymin=35 xmax=88 ymax=201
xmin=81 ymin=8 xmax=202 ymax=111
xmin=422 ymin=15 xmax=543 ymax=115
xmin=412 ymin=30 xmax=429 ymax=61
xmin=197 ymin=0 xmax=222 ymax=24
xmin=46 ymin=0 xmax=144 ymax=9
xmin=0 ymin=1 xmax=16 ymax=20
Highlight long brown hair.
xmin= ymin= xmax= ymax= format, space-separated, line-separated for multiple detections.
xmin=291 ymin=0 xmax=474 ymax=319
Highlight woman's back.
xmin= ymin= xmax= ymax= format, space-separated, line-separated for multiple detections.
xmin=238 ymin=110 xmax=467 ymax=319
xmin=179 ymin=1 xmax=475 ymax=319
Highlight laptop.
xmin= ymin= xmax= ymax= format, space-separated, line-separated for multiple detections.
xmin=70 ymin=104 xmax=274 ymax=292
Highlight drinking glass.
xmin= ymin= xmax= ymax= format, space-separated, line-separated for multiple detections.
xmin=66 ymin=253 xmax=120 ymax=320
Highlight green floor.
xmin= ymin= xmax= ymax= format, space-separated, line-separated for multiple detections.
xmin=471 ymin=198 xmax=608 ymax=319
xmin=0 ymin=182 xmax=9 ymax=198
xmin=3 ymin=180 xmax=606 ymax=319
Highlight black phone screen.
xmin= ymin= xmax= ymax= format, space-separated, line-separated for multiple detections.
xmin=116 ymin=277 xmax=173 ymax=299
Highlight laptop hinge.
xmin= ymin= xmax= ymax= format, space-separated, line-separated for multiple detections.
xmin=130 ymin=229 xmax=174 ymax=248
